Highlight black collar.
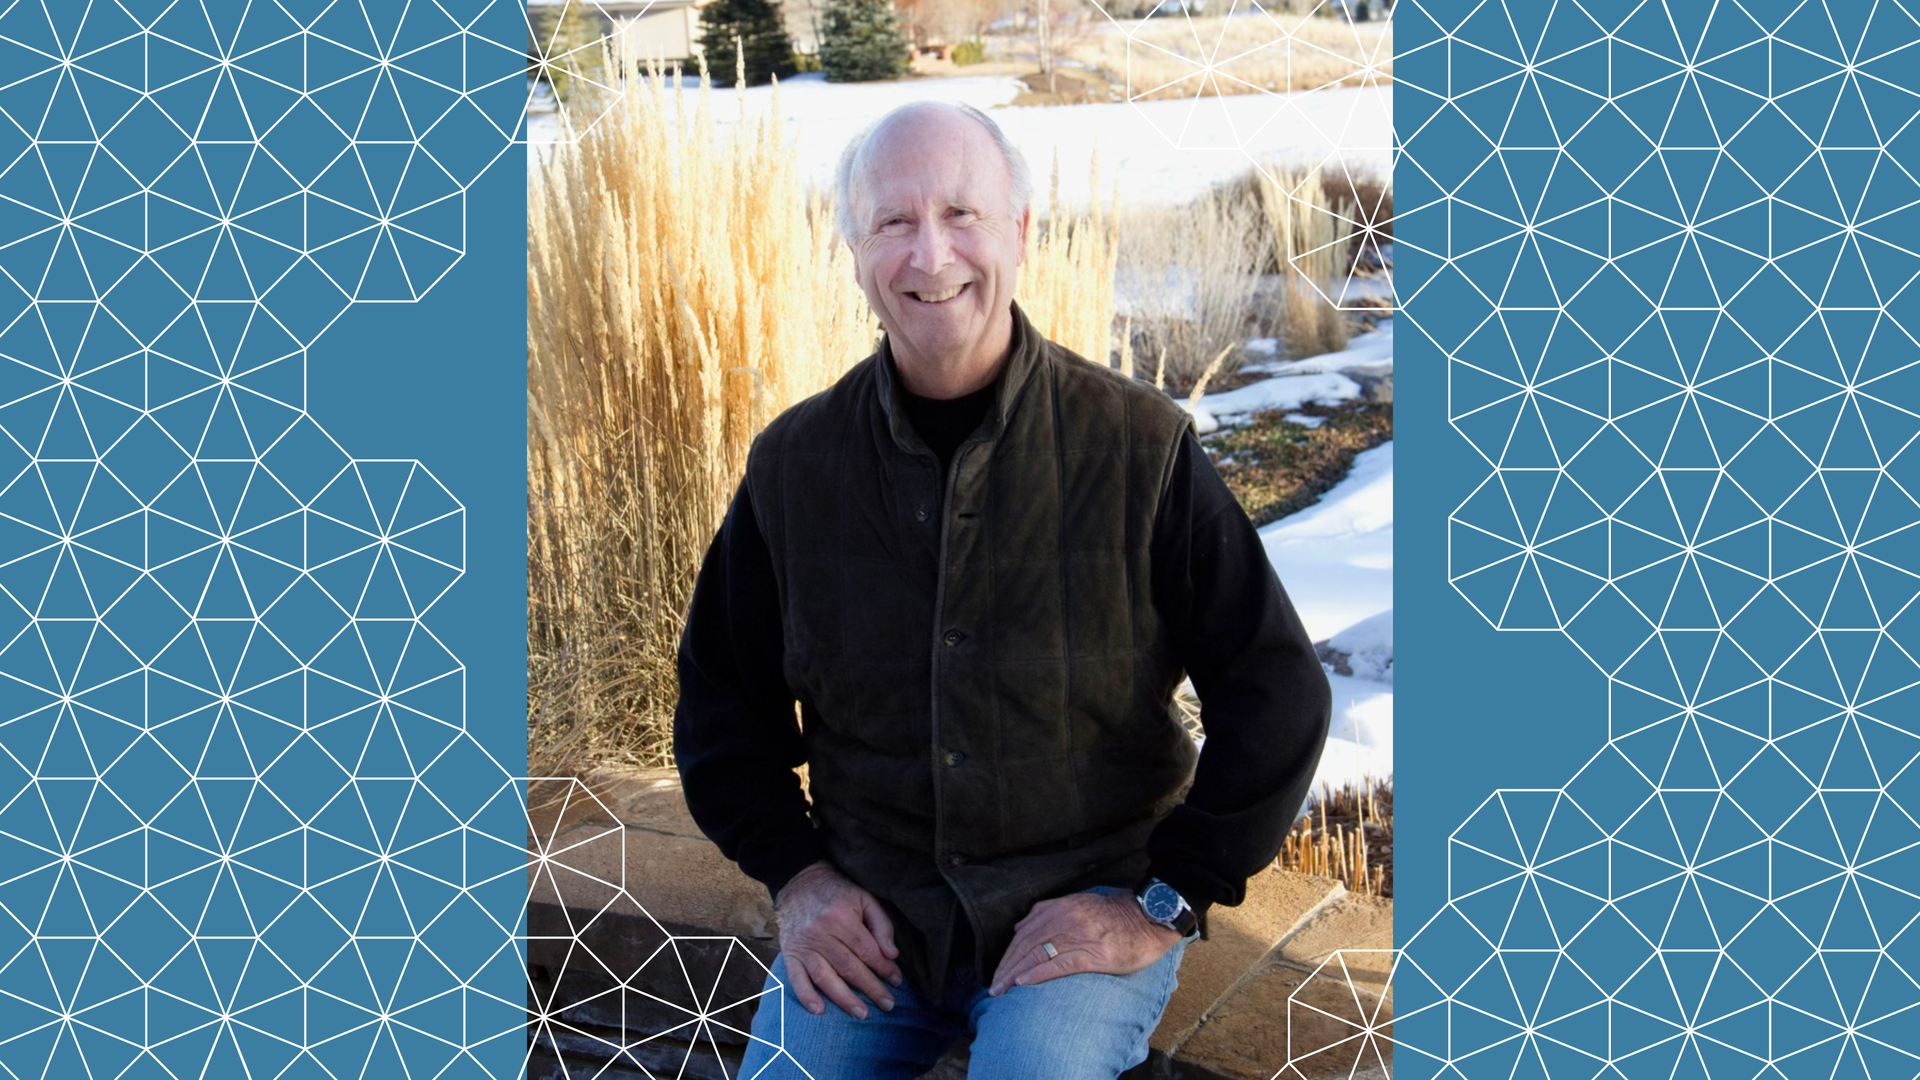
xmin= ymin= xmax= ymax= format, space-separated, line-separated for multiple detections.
xmin=873 ymin=299 xmax=1047 ymax=458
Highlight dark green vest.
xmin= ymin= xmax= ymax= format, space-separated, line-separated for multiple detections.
xmin=744 ymin=302 xmax=1199 ymax=996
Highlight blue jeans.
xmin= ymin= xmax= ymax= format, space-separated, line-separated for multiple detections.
xmin=734 ymin=887 xmax=1187 ymax=1080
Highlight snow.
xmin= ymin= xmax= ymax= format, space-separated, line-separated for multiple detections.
xmin=1189 ymin=372 xmax=1360 ymax=426
xmin=528 ymin=75 xmax=1391 ymax=209
xmin=1181 ymin=327 xmax=1395 ymax=791
xmin=1284 ymin=413 xmax=1325 ymax=428
xmin=1263 ymin=441 xmax=1391 ymax=645
xmin=1262 ymin=440 xmax=1394 ymax=791
xmin=1255 ymin=317 xmax=1395 ymax=377
xmin=1329 ymin=609 xmax=1393 ymax=683
xmin=1180 ymin=318 xmax=1392 ymax=431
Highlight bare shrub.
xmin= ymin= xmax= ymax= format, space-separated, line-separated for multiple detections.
xmin=1114 ymin=184 xmax=1268 ymax=390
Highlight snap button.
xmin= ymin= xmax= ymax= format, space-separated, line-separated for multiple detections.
xmin=949 ymin=852 xmax=968 ymax=866
xmin=944 ymin=750 xmax=966 ymax=767
xmin=942 ymin=629 xmax=965 ymax=646
xmin=914 ymin=505 xmax=930 ymax=522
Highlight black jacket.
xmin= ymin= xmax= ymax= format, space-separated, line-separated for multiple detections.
xmin=673 ymin=302 xmax=1332 ymax=997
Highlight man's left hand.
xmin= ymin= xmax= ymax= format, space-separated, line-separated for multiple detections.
xmin=987 ymin=890 xmax=1183 ymax=996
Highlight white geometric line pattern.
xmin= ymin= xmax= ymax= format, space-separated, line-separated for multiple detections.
xmin=524 ymin=779 xmax=790 ymax=1079
xmin=0 ymin=1 xmax=551 ymax=1077
xmin=1397 ymin=2 xmax=1920 ymax=1080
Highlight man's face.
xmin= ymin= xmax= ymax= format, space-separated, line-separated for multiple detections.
xmin=847 ymin=108 xmax=1030 ymax=385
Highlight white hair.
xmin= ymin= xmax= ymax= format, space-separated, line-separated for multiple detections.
xmin=833 ymin=102 xmax=1033 ymax=248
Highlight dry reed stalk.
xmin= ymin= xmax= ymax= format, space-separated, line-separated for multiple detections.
xmin=1259 ymin=167 xmax=1356 ymax=359
xmin=1074 ymin=14 xmax=1392 ymax=100
xmin=527 ymin=48 xmax=876 ymax=770
xmin=1280 ymin=776 xmax=1393 ymax=897
xmin=1185 ymin=342 xmax=1234 ymax=412
xmin=1018 ymin=151 xmax=1121 ymax=367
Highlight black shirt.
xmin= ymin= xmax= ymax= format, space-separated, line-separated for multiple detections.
xmin=899 ymin=380 xmax=999 ymax=477
xmin=672 ymin=398 xmax=1331 ymax=971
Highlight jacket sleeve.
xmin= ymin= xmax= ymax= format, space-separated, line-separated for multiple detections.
xmin=1143 ymin=429 xmax=1333 ymax=937
xmin=672 ymin=476 xmax=828 ymax=902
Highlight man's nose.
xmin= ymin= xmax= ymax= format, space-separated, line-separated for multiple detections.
xmin=908 ymin=218 xmax=954 ymax=274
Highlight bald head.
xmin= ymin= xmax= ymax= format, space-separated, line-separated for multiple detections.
xmin=834 ymin=101 xmax=1032 ymax=249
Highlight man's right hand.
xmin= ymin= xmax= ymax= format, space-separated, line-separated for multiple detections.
xmin=772 ymin=860 xmax=905 ymax=1019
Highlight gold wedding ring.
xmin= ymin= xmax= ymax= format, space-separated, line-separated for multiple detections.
xmin=1041 ymin=941 xmax=1059 ymax=960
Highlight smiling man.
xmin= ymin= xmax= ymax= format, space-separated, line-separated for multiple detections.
xmin=672 ymin=101 xmax=1332 ymax=1080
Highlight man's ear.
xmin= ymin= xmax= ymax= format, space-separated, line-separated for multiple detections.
xmin=1016 ymin=205 xmax=1032 ymax=262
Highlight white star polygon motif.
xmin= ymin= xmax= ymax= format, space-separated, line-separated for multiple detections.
xmin=524 ymin=778 xmax=791 ymax=1078
xmin=1397 ymin=3 xmax=1920 ymax=1080
xmin=521 ymin=0 xmax=633 ymax=145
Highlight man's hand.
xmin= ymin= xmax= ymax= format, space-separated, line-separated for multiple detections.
xmin=987 ymin=890 xmax=1183 ymax=996
xmin=773 ymin=860 xmax=905 ymax=1019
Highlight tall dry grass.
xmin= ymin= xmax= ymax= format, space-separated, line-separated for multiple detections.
xmin=1072 ymin=13 xmax=1392 ymax=100
xmin=1259 ymin=167 xmax=1358 ymax=359
xmin=528 ymin=51 xmax=1131 ymax=770
xmin=527 ymin=56 xmax=876 ymax=770
xmin=1020 ymin=153 xmax=1121 ymax=370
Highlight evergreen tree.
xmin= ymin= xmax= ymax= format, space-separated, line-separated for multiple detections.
xmin=819 ymin=0 xmax=910 ymax=83
xmin=699 ymin=0 xmax=797 ymax=87
xmin=530 ymin=3 xmax=607 ymax=105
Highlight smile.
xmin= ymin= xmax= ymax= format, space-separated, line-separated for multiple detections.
xmin=911 ymin=283 xmax=969 ymax=304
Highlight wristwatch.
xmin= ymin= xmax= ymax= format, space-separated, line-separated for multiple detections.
xmin=1135 ymin=877 xmax=1200 ymax=940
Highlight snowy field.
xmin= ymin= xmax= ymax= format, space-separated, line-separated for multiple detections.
xmin=1191 ymin=321 xmax=1396 ymax=791
xmin=527 ymin=74 xmax=1391 ymax=209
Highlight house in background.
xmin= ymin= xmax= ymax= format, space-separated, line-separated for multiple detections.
xmin=527 ymin=0 xmax=711 ymax=67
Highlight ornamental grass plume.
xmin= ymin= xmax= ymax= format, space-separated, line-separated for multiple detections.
xmin=527 ymin=47 xmax=875 ymax=770
xmin=1018 ymin=151 xmax=1121 ymax=371
xmin=1260 ymin=167 xmax=1356 ymax=359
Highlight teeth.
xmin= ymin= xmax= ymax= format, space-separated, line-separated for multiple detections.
xmin=915 ymin=285 xmax=965 ymax=303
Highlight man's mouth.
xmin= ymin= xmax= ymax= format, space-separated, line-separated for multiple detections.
xmin=910 ymin=283 xmax=969 ymax=304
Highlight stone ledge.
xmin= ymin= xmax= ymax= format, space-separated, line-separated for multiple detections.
xmin=528 ymin=767 xmax=1392 ymax=1080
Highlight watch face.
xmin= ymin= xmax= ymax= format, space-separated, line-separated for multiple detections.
xmin=1143 ymin=882 xmax=1182 ymax=922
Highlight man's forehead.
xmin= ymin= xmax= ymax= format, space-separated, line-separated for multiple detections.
xmin=854 ymin=121 xmax=1003 ymax=210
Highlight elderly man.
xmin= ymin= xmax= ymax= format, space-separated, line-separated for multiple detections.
xmin=672 ymin=100 xmax=1331 ymax=1079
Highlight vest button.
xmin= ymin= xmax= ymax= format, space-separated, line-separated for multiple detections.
xmin=914 ymin=505 xmax=930 ymax=522
xmin=949 ymin=852 xmax=968 ymax=866
xmin=942 ymin=629 xmax=966 ymax=646
xmin=944 ymin=749 xmax=966 ymax=767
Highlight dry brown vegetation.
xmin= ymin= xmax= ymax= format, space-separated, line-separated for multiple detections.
xmin=527 ymin=56 xmax=878 ymax=772
xmin=1205 ymin=402 xmax=1393 ymax=528
xmin=1283 ymin=776 xmax=1393 ymax=897
xmin=1114 ymin=163 xmax=1389 ymax=390
xmin=1069 ymin=13 xmax=1392 ymax=100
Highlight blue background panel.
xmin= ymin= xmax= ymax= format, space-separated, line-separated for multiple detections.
xmin=0 ymin=2 xmax=526 ymax=1078
xmin=1400 ymin=4 xmax=1920 ymax=1080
